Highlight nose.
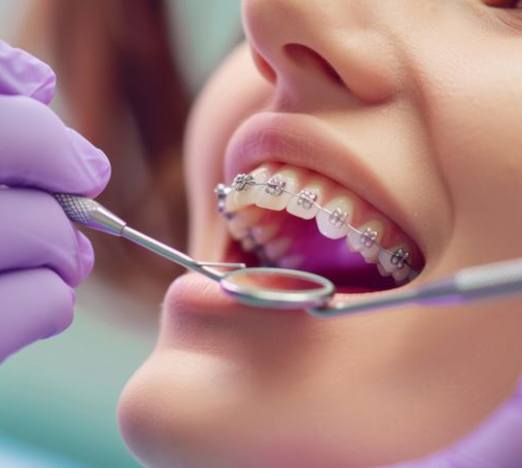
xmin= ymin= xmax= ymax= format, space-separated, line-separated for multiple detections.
xmin=242 ymin=0 xmax=403 ymax=104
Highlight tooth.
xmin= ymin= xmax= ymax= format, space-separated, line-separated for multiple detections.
xmin=241 ymin=235 xmax=258 ymax=252
xmin=378 ymin=246 xmax=411 ymax=274
xmin=346 ymin=220 xmax=384 ymax=262
xmin=408 ymin=269 xmax=419 ymax=281
xmin=232 ymin=164 xmax=279 ymax=209
xmin=316 ymin=195 xmax=354 ymax=239
xmin=224 ymin=191 xmax=240 ymax=212
xmin=233 ymin=206 xmax=265 ymax=226
xmin=392 ymin=264 xmax=411 ymax=283
xmin=251 ymin=223 xmax=279 ymax=244
xmin=227 ymin=218 xmax=250 ymax=240
xmin=279 ymin=254 xmax=304 ymax=269
xmin=265 ymin=237 xmax=292 ymax=261
xmin=255 ymin=166 xmax=304 ymax=211
xmin=377 ymin=263 xmax=390 ymax=277
xmin=286 ymin=176 xmax=328 ymax=220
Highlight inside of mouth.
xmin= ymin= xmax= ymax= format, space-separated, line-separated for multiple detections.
xmin=226 ymin=209 xmax=412 ymax=294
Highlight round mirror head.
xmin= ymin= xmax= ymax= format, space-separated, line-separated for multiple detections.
xmin=220 ymin=267 xmax=335 ymax=309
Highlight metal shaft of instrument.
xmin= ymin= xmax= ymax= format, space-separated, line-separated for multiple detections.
xmin=121 ymin=226 xmax=224 ymax=282
xmin=310 ymin=257 xmax=522 ymax=317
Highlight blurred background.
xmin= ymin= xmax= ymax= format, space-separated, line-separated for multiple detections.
xmin=0 ymin=1 xmax=242 ymax=466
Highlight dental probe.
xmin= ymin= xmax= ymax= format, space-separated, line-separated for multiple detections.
xmin=53 ymin=193 xmax=245 ymax=283
xmin=309 ymin=257 xmax=522 ymax=317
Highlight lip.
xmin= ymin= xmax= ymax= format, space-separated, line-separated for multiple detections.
xmin=224 ymin=111 xmax=421 ymax=249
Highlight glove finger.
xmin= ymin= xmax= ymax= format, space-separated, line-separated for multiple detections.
xmin=0 ymin=40 xmax=56 ymax=104
xmin=0 ymin=188 xmax=94 ymax=287
xmin=0 ymin=268 xmax=74 ymax=363
xmin=0 ymin=95 xmax=111 ymax=197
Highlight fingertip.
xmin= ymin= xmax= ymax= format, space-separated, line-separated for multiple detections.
xmin=66 ymin=128 xmax=112 ymax=197
xmin=42 ymin=283 xmax=76 ymax=339
xmin=86 ymin=148 xmax=112 ymax=197
xmin=75 ymin=230 xmax=95 ymax=282
xmin=0 ymin=40 xmax=57 ymax=104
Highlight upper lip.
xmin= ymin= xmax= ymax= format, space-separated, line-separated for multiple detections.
xmin=224 ymin=111 xmax=419 ymax=244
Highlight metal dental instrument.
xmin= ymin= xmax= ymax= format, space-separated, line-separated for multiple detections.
xmin=53 ymin=193 xmax=334 ymax=309
xmin=54 ymin=193 xmax=522 ymax=316
xmin=308 ymin=257 xmax=522 ymax=317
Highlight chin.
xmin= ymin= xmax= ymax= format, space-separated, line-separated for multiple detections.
xmin=117 ymin=274 xmax=332 ymax=468
xmin=117 ymin=346 xmax=348 ymax=468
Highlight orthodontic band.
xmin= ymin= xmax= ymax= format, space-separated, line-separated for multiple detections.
xmin=215 ymin=174 xmax=418 ymax=277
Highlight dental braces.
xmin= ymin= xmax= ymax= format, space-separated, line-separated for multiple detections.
xmin=215 ymin=174 xmax=419 ymax=279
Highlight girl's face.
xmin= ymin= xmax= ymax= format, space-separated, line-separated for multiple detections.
xmin=119 ymin=1 xmax=522 ymax=466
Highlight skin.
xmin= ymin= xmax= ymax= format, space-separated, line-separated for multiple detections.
xmin=118 ymin=1 xmax=522 ymax=466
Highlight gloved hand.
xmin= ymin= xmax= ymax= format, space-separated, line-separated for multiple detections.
xmin=391 ymin=376 xmax=522 ymax=467
xmin=0 ymin=40 xmax=110 ymax=362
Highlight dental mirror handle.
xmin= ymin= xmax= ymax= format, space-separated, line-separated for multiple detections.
xmin=310 ymin=258 xmax=522 ymax=317
xmin=53 ymin=193 xmax=233 ymax=282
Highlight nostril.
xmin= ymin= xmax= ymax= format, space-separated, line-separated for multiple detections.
xmin=250 ymin=47 xmax=277 ymax=84
xmin=283 ymin=43 xmax=344 ymax=87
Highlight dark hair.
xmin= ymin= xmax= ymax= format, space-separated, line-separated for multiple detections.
xmin=47 ymin=0 xmax=192 ymax=304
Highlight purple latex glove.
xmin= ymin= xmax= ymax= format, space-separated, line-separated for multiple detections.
xmin=390 ymin=377 xmax=522 ymax=467
xmin=0 ymin=40 xmax=110 ymax=362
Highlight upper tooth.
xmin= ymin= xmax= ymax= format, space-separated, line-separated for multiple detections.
xmin=255 ymin=166 xmax=305 ymax=211
xmin=378 ymin=246 xmax=410 ymax=274
xmin=286 ymin=176 xmax=328 ymax=220
xmin=346 ymin=220 xmax=384 ymax=262
xmin=316 ymin=195 xmax=354 ymax=239
xmin=231 ymin=163 xmax=279 ymax=210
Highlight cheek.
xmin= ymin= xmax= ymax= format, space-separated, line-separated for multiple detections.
xmin=417 ymin=42 xmax=522 ymax=261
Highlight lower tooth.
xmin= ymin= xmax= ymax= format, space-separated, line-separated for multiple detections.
xmin=265 ymin=237 xmax=292 ymax=261
xmin=392 ymin=265 xmax=411 ymax=283
xmin=408 ymin=269 xmax=419 ymax=282
xmin=377 ymin=263 xmax=390 ymax=277
xmin=279 ymin=254 xmax=304 ymax=269
xmin=237 ymin=206 xmax=265 ymax=226
xmin=241 ymin=235 xmax=258 ymax=252
xmin=227 ymin=218 xmax=250 ymax=240
xmin=251 ymin=224 xmax=279 ymax=244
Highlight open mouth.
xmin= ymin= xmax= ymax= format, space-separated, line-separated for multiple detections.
xmin=217 ymin=162 xmax=425 ymax=294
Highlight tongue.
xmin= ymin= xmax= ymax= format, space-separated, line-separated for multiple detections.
xmin=275 ymin=214 xmax=396 ymax=291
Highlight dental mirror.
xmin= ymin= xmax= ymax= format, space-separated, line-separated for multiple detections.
xmin=220 ymin=267 xmax=335 ymax=309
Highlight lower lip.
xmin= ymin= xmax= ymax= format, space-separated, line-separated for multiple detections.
xmin=159 ymin=272 xmax=310 ymax=352
xmin=162 ymin=272 xmax=304 ymax=318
